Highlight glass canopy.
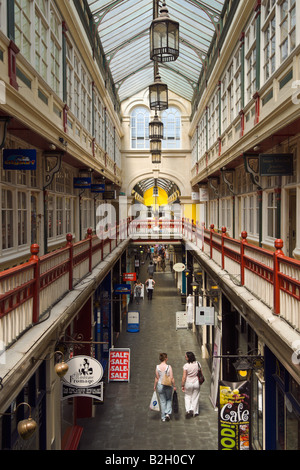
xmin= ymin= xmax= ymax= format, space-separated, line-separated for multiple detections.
xmin=87 ymin=0 xmax=226 ymax=103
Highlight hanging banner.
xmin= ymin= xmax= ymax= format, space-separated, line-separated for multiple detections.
xmin=73 ymin=177 xmax=91 ymax=188
xmin=3 ymin=149 xmax=36 ymax=170
xmin=114 ymin=284 xmax=131 ymax=294
xmin=108 ymin=348 xmax=130 ymax=382
xmin=61 ymin=355 xmax=104 ymax=401
xmin=91 ymin=183 xmax=105 ymax=193
xmin=218 ymin=380 xmax=251 ymax=450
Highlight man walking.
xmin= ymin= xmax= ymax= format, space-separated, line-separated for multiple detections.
xmin=147 ymin=261 xmax=155 ymax=276
xmin=145 ymin=277 xmax=155 ymax=300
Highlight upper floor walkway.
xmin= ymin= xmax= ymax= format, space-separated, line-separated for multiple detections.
xmin=1 ymin=217 xmax=299 ymax=355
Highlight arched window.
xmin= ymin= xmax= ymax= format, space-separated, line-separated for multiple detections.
xmin=131 ymin=107 xmax=150 ymax=149
xmin=162 ymin=107 xmax=181 ymax=149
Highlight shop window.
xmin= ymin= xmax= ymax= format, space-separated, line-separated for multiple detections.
xmin=2 ymin=189 xmax=14 ymax=250
xmin=17 ymin=191 xmax=28 ymax=246
xmin=266 ymin=191 xmax=278 ymax=238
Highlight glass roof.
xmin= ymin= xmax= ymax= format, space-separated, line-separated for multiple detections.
xmin=134 ymin=177 xmax=180 ymax=197
xmin=87 ymin=0 xmax=226 ymax=103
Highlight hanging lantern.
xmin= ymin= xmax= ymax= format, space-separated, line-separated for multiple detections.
xmin=149 ymin=113 xmax=164 ymax=140
xmin=150 ymin=2 xmax=179 ymax=63
xmin=149 ymin=74 xmax=168 ymax=110
xmin=150 ymin=138 xmax=162 ymax=155
xmin=151 ymin=152 xmax=161 ymax=164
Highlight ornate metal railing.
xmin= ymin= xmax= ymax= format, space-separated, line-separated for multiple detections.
xmin=0 ymin=217 xmax=299 ymax=351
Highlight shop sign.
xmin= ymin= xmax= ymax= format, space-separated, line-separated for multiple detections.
xmin=259 ymin=153 xmax=293 ymax=176
xmin=103 ymin=190 xmax=116 ymax=199
xmin=199 ymin=188 xmax=209 ymax=202
xmin=108 ymin=348 xmax=130 ymax=382
xmin=195 ymin=306 xmax=215 ymax=325
xmin=61 ymin=355 xmax=104 ymax=401
xmin=91 ymin=183 xmax=105 ymax=193
xmin=114 ymin=284 xmax=131 ymax=294
xmin=218 ymin=380 xmax=251 ymax=450
xmin=123 ymin=272 xmax=137 ymax=282
xmin=3 ymin=149 xmax=36 ymax=170
xmin=73 ymin=177 xmax=91 ymax=188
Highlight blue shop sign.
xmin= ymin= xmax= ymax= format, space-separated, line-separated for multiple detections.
xmin=114 ymin=284 xmax=131 ymax=295
xmin=3 ymin=149 xmax=37 ymax=170
xmin=91 ymin=183 xmax=105 ymax=193
xmin=73 ymin=177 xmax=92 ymax=188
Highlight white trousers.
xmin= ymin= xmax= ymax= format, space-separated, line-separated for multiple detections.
xmin=184 ymin=380 xmax=200 ymax=415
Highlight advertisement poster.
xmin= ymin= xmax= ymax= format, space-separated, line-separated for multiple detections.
xmin=108 ymin=348 xmax=130 ymax=382
xmin=218 ymin=380 xmax=251 ymax=450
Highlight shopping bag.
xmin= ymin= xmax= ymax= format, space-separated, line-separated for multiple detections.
xmin=150 ymin=391 xmax=160 ymax=411
xmin=197 ymin=362 xmax=205 ymax=385
xmin=172 ymin=390 xmax=179 ymax=414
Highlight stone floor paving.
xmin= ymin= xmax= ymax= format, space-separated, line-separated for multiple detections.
xmin=78 ymin=260 xmax=219 ymax=453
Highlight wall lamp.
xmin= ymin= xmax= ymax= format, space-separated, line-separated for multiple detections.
xmin=33 ymin=350 xmax=69 ymax=378
xmin=0 ymin=402 xmax=37 ymax=440
xmin=191 ymin=281 xmax=199 ymax=293
xmin=214 ymin=352 xmax=264 ymax=381
xmin=0 ymin=116 xmax=10 ymax=149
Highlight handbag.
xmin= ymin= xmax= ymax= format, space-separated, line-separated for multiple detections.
xmin=150 ymin=391 xmax=160 ymax=411
xmin=161 ymin=366 xmax=172 ymax=387
xmin=172 ymin=390 xmax=179 ymax=414
xmin=197 ymin=362 xmax=205 ymax=385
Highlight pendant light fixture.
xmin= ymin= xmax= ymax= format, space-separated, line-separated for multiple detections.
xmin=150 ymin=137 xmax=162 ymax=156
xmin=149 ymin=113 xmax=164 ymax=140
xmin=151 ymin=152 xmax=161 ymax=164
xmin=149 ymin=73 xmax=168 ymax=110
xmin=150 ymin=1 xmax=179 ymax=63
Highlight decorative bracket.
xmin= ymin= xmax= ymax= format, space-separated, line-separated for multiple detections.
xmin=43 ymin=152 xmax=63 ymax=190
xmin=208 ymin=177 xmax=219 ymax=197
xmin=243 ymin=153 xmax=262 ymax=189
xmin=221 ymin=168 xmax=235 ymax=194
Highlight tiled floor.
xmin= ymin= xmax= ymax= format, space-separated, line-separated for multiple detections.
xmin=77 ymin=259 xmax=218 ymax=451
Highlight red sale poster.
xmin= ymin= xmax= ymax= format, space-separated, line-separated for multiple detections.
xmin=108 ymin=348 xmax=130 ymax=383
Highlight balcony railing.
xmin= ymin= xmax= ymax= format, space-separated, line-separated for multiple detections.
xmin=0 ymin=219 xmax=129 ymax=350
xmin=183 ymin=220 xmax=300 ymax=331
xmin=0 ymin=217 xmax=299 ymax=352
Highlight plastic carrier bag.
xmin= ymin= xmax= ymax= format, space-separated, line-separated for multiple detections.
xmin=150 ymin=391 xmax=160 ymax=411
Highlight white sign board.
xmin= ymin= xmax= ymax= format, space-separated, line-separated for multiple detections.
xmin=176 ymin=311 xmax=188 ymax=329
xmin=200 ymin=188 xmax=209 ymax=202
xmin=62 ymin=355 xmax=104 ymax=401
xmin=196 ymin=306 xmax=215 ymax=325
xmin=173 ymin=263 xmax=185 ymax=272
xmin=127 ymin=310 xmax=140 ymax=332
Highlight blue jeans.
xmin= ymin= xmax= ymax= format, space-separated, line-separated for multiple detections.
xmin=157 ymin=383 xmax=173 ymax=420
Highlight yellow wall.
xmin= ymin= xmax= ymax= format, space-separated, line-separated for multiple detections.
xmin=184 ymin=204 xmax=196 ymax=222
xmin=144 ymin=187 xmax=168 ymax=206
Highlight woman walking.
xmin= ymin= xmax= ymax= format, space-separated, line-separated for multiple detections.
xmin=154 ymin=353 xmax=176 ymax=422
xmin=181 ymin=351 xmax=201 ymax=418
